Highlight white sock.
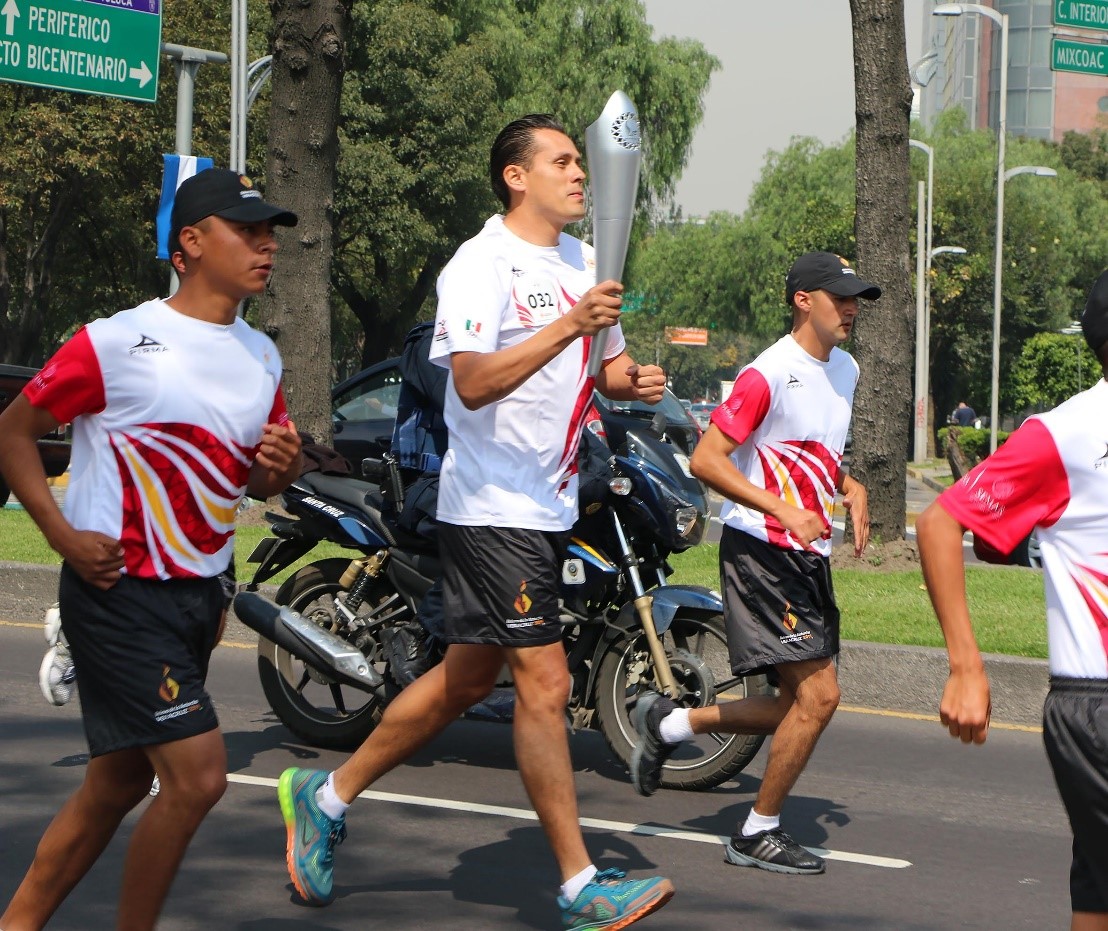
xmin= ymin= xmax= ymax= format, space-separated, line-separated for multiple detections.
xmin=315 ymin=772 xmax=350 ymax=821
xmin=560 ymin=864 xmax=598 ymax=903
xmin=742 ymin=808 xmax=780 ymax=837
xmin=658 ymin=707 xmax=693 ymax=744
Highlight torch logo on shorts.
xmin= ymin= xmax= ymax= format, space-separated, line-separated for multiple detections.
xmin=158 ymin=665 xmax=180 ymax=703
xmin=783 ymin=603 xmax=800 ymax=632
xmin=514 ymin=580 xmax=533 ymax=614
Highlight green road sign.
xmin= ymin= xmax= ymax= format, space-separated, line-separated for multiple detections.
xmin=0 ymin=0 xmax=162 ymax=103
xmin=1052 ymin=36 xmax=1108 ymax=75
xmin=1053 ymin=0 xmax=1108 ymax=32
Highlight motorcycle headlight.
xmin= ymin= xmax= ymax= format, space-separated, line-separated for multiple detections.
xmin=674 ymin=505 xmax=700 ymax=538
xmin=646 ymin=472 xmax=699 ymax=539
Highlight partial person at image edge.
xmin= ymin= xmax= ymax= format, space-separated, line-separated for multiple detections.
xmin=916 ymin=268 xmax=1108 ymax=930
xmin=0 ymin=168 xmax=303 ymax=931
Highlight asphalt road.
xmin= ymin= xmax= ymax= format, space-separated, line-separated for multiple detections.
xmin=1 ymin=622 xmax=1072 ymax=930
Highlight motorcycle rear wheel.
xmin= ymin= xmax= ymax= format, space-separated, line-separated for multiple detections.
xmin=256 ymin=558 xmax=394 ymax=750
xmin=595 ymin=610 xmax=772 ymax=791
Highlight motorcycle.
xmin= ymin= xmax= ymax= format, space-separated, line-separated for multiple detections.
xmin=234 ymin=417 xmax=771 ymax=791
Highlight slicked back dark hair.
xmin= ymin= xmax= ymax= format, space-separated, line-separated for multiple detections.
xmin=490 ymin=114 xmax=569 ymax=209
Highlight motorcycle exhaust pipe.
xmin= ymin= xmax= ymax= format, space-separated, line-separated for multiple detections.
xmin=232 ymin=592 xmax=383 ymax=691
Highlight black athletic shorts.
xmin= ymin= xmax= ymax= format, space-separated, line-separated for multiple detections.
xmin=59 ymin=562 xmax=225 ymax=758
xmin=1042 ymin=677 xmax=1108 ymax=914
xmin=439 ymin=523 xmax=566 ymax=648
xmin=719 ymin=526 xmax=840 ymax=677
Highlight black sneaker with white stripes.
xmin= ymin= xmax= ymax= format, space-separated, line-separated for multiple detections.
xmin=724 ymin=828 xmax=826 ymax=875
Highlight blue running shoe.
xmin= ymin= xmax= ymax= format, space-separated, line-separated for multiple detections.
xmin=278 ymin=768 xmax=347 ymax=905
xmin=558 ymin=868 xmax=674 ymax=930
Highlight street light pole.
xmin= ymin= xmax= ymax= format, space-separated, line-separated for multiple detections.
xmin=909 ymin=140 xmax=934 ymax=463
xmin=933 ymin=4 xmax=1009 ymax=453
xmin=913 ymin=181 xmax=927 ymax=462
xmin=934 ymin=6 xmax=1060 ymax=453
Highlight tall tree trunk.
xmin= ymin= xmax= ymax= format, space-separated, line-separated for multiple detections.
xmin=849 ymin=0 xmax=914 ymax=541
xmin=256 ymin=0 xmax=353 ymax=445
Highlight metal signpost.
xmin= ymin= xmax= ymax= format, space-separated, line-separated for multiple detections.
xmin=1051 ymin=36 xmax=1108 ymax=75
xmin=0 ymin=0 xmax=162 ymax=103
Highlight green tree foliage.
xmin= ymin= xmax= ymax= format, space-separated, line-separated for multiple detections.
xmin=0 ymin=1 xmax=263 ymax=365
xmin=1010 ymin=332 xmax=1101 ymax=413
xmin=629 ymin=112 xmax=1108 ymax=437
xmin=1059 ymin=127 xmax=1108 ymax=189
xmin=333 ymin=0 xmax=718 ymax=369
xmin=627 ymin=136 xmax=858 ymax=355
xmin=919 ymin=109 xmax=1108 ymax=425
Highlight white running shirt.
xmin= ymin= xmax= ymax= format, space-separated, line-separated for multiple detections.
xmin=938 ymin=379 xmax=1108 ymax=679
xmin=429 ymin=214 xmax=625 ymax=530
xmin=25 ymin=299 xmax=288 ymax=580
xmin=711 ymin=334 xmax=858 ymax=556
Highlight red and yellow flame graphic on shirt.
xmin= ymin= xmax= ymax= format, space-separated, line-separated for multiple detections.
xmin=111 ymin=422 xmax=253 ymax=579
xmin=758 ymin=439 xmax=840 ymax=549
xmin=1071 ymin=558 xmax=1108 ymax=659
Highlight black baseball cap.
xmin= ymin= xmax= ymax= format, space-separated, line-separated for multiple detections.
xmin=170 ymin=168 xmax=297 ymax=249
xmin=785 ymin=252 xmax=882 ymax=306
xmin=1081 ymin=269 xmax=1108 ymax=355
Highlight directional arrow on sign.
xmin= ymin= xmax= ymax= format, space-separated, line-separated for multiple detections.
xmin=2 ymin=0 xmax=19 ymax=38
xmin=129 ymin=61 xmax=153 ymax=88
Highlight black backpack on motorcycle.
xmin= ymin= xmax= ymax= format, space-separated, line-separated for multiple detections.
xmin=389 ymin=322 xmax=448 ymax=540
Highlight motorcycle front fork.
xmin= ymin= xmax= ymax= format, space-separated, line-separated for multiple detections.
xmin=609 ymin=511 xmax=678 ymax=697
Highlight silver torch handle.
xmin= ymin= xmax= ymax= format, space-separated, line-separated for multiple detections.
xmin=584 ymin=90 xmax=642 ymax=377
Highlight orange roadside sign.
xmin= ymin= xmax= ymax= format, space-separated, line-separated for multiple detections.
xmin=664 ymin=326 xmax=709 ymax=346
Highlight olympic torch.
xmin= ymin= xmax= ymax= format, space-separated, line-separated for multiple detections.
xmin=585 ymin=90 xmax=642 ymax=377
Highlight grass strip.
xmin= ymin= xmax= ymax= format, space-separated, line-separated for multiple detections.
xmin=1 ymin=509 xmax=1048 ymax=658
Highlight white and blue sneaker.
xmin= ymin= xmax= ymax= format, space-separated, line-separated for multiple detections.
xmin=39 ymin=603 xmax=76 ymax=706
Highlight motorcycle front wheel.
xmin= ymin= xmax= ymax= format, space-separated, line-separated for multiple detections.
xmin=256 ymin=558 xmax=394 ymax=750
xmin=595 ymin=610 xmax=772 ymax=791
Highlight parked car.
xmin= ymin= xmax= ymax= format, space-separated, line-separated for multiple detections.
xmin=690 ymin=402 xmax=716 ymax=431
xmin=330 ymin=357 xmax=700 ymax=467
xmin=0 ymin=364 xmax=71 ymax=508
xmin=331 ymin=359 xmax=404 ymax=467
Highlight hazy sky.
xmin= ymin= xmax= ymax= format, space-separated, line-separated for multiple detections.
xmin=641 ymin=0 xmax=929 ymax=217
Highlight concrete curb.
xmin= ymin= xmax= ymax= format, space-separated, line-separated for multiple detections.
xmin=0 ymin=562 xmax=1048 ymax=728
xmin=906 ymin=466 xmax=950 ymax=496
xmin=838 ymin=639 xmax=1047 ymax=728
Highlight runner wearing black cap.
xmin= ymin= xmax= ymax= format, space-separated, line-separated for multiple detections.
xmin=0 ymin=168 xmax=303 ymax=930
xmin=917 ymin=269 xmax=1108 ymax=929
xmin=630 ymin=251 xmax=878 ymax=875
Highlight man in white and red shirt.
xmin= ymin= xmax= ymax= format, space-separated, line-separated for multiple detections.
xmin=631 ymin=251 xmax=877 ymax=877
xmin=0 ymin=168 xmax=303 ymax=930
xmin=276 ymin=114 xmax=676 ymax=929
xmin=917 ymin=270 xmax=1108 ymax=927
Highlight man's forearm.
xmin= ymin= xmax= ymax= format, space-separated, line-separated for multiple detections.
xmin=452 ymin=316 xmax=581 ymax=410
xmin=246 ymin=452 xmax=303 ymax=500
xmin=916 ymin=502 xmax=983 ymax=672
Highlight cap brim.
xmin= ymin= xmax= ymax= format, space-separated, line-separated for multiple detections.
xmin=823 ymin=277 xmax=881 ymax=301
xmin=213 ymin=202 xmax=298 ymax=228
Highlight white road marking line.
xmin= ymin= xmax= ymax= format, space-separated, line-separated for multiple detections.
xmin=228 ymin=773 xmax=911 ymax=870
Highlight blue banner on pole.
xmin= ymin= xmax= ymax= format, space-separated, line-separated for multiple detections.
xmin=156 ymin=155 xmax=214 ymax=259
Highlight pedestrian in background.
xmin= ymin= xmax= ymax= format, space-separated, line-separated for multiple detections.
xmin=631 ymin=252 xmax=877 ymax=875
xmin=951 ymin=401 xmax=977 ymax=427
xmin=0 ymin=169 xmax=302 ymax=931
xmin=917 ymin=269 xmax=1108 ymax=931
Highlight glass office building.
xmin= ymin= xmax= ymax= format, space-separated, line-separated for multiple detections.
xmin=920 ymin=0 xmax=1107 ymax=141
